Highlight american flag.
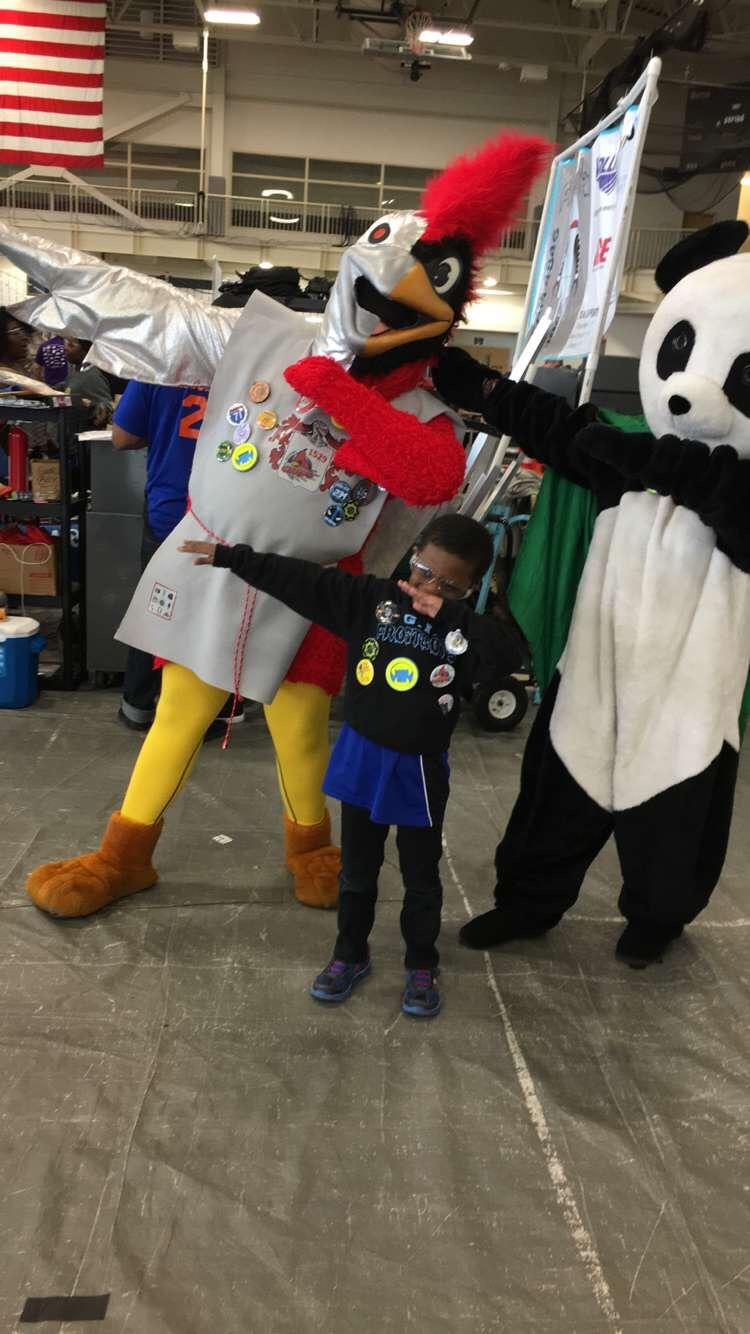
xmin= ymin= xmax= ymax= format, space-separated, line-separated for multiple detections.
xmin=0 ymin=1 xmax=105 ymax=169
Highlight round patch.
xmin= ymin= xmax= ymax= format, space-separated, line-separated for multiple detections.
xmin=438 ymin=693 xmax=454 ymax=715
xmin=362 ymin=638 xmax=379 ymax=660
xmin=356 ymin=658 xmax=374 ymax=686
xmin=430 ymin=663 xmax=455 ymax=689
xmin=343 ymin=501 xmax=360 ymax=521
xmin=445 ymin=628 xmax=468 ymax=656
xmin=256 ymin=409 xmax=278 ymax=430
xmin=249 ymin=380 xmax=271 ymax=404
xmin=351 ymin=479 xmax=380 ymax=507
xmin=231 ymin=442 xmax=258 ymax=472
xmin=216 ymin=440 xmax=233 ymax=462
xmin=329 ymin=479 xmax=351 ymax=505
xmin=375 ymin=600 xmax=400 ymax=625
xmin=233 ymin=422 xmax=251 ymax=445
xmin=385 ymin=657 xmax=419 ymax=692
xmin=323 ymin=503 xmax=344 ymax=527
xmin=227 ymin=402 xmax=248 ymax=427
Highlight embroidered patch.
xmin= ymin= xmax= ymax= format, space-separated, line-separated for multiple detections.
xmin=362 ymin=638 xmax=379 ymax=659
xmin=280 ymin=443 xmax=334 ymax=491
xmin=148 ymin=582 xmax=176 ymax=620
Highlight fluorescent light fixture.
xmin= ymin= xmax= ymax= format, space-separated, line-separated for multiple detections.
xmin=262 ymin=188 xmax=293 ymax=199
xmin=258 ymin=260 xmax=273 ymax=269
xmin=270 ymin=214 xmax=301 ymax=224
xmin=204 ymin=7 xmax=261 ymax=25
xmin=419 ymin=26 xmax=474 ymax=46
xmin=174 ymin=201 xmax=194 ymax=208
xmin=480 ymin=287 xmax=512 ymax=296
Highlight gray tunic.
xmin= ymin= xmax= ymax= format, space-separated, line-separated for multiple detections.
xmin=116 ymin=293 xmax=460 ymax=702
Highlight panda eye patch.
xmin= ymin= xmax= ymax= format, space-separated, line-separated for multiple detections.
xmin=723 ymin=352 xmax=750 ymax=419
xmin=656 ymin=320 xmax=695 ymax=380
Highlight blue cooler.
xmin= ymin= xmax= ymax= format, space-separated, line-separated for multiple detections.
xmin=0 ymin=616 xmax=46 ymax=708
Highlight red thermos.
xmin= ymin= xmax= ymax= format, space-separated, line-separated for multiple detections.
xmin=8 ymin=424 xmax=28 ymax=492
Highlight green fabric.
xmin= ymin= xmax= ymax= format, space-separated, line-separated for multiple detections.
xmin=507 ymin=407 xmax=750 ymax=739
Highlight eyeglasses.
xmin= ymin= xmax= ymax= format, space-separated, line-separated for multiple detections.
xmin=409 ymin=555 xmax=471 ymax=599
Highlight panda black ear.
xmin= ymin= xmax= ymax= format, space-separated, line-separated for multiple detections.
xmin=655 ymin=220 xmax=749 ymax=294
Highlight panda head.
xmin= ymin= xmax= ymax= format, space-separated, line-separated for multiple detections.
xmin=639 ymin=220 xmax=750 ymax=457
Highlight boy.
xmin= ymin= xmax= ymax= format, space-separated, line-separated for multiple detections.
xmin=180 ymin=513 xmax=521 ymax=1018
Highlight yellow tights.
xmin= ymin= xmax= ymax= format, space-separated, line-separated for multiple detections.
xmin=121 ymin=663 xmax=330 ymax=828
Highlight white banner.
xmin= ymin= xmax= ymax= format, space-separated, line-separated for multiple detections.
xmin=520 ymin=60 xmax=660 ymax=372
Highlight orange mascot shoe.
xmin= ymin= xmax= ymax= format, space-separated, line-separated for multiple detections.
xmin=284 ymin=812 xmax=340 ymax=909
xmin=26 ymin=812 xmax=163 ymax=918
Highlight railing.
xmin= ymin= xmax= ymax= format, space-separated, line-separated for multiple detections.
xmin=0 ymin=179 xmax=538 ymax=255
xmin=624 ymin=226 xmax=692 ymax=272
xmin=0 ymin=178 xmax=695 ymax=271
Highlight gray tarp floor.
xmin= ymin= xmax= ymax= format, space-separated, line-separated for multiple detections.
xmin=1 ymin=691 xmax=749 ymax=1334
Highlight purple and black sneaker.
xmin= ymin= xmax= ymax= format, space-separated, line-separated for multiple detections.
xmin=310 ymin=956 xmax=371 ymax=1003
xmin=402 ymin=969 xmax=441 ymax=1018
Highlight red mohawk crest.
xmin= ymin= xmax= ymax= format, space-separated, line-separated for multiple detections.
xmin=419 ymin=132 xmax=551 ymax=254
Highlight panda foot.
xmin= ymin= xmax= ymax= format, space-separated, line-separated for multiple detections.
xmin=615 ymin=921 xmax=684 ymax=969
xmin=458 ymin=907 xmax=555 ymax=950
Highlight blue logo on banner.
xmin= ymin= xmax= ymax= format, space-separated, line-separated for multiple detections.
xmin=596 ymin=154 xmax=617 ymax=194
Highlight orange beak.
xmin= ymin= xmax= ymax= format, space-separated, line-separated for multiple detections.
xmin=361 ymin=260 xmax=454 ymax=358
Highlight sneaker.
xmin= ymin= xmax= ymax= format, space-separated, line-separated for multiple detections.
xmin=402 ymin=968 xmax=441 ymax=1018
xmin=309 ymin=957 xmax=371 ymax=1003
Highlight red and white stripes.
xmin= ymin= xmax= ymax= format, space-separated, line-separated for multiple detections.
xmin=0 ymin=0 xmax=105 ymax=168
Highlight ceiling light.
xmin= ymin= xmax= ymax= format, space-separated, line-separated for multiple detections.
xmin=174 ymin=201 xmax=194 ymax=209
xmin=479 ymin=285 xmax=512 ymax=296
xmin=258 ymin=260 xmax=273 ymax=269
xmin=419 ymin=26 xmax=474 ymax=46
xmin=270 ymin=215 xmax=301 ymax=225
xmin=262 ymin=188 xmax=293 ymax=199
xmin=482 ymin=277 xmax=498 ymax=288
xmin=204 ymin=7 xmax=261 ymax=25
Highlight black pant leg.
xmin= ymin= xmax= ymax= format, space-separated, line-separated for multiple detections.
xmin=494 ymin=673 xmax=614 ymax=927
xmin=396 ymin=756 xmax=450 ymax=970
xmin=121 ymin=519 xmax=163 ymax=723
xmin=334 ymin=802 xmax=389 ymax=963
xmin=615 ymin=743 xmax=740 ymax=929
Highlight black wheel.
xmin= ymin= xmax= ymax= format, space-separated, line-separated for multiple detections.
xmin=473 ymin=678 xmax=529 ymax=732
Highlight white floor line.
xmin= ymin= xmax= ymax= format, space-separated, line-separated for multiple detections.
xmin=443 ymin=836 xmax=623 ymax=1334
xmin=567 ymin=913 xmax=750 ymax=930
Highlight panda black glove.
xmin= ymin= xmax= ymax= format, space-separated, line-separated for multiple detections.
xmin=574 ymin=423 xmax=654 ymax=477
xmin=432 ymin=346 xmax=505 ymax=415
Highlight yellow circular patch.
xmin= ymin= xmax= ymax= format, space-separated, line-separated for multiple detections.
xmin=256 ymin=409 xmax=278 ymax=430
xmin=385 ymin=657 xmax=419 ymax=692
xmin=356 ymin=658 xmax=374 ymax=686
xmin=231 ymin=442 xmax=258 ymax=472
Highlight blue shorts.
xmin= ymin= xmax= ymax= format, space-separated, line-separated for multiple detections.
xmin=323 ymin=724 xmax=449 ymax=828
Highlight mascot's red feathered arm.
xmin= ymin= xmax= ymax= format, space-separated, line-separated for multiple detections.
xmin=284 ymin=356 xmax=464 ymax=505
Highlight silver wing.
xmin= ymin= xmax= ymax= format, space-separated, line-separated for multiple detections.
xmin=0 ymin=223 xmax=239 ymax=386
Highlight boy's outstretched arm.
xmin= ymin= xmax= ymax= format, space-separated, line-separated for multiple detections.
xmin=179 ymin=540 xmax=388 ymax=638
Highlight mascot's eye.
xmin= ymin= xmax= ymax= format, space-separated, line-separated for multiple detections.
xmin=723 ymin=352 xmax=750 ymax=419
xmin=427 ymin=256 xmax=462 ymax=296
xmin=368 ymin=222 xmax=391 ymax=245
xmin=656 ymin=320 xmax=695 ymax=380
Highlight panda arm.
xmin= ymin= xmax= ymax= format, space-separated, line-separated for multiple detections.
xmin=432 ymin=348 xmax=600 ymax=489
xmin=643 ymin=437 xmax=750 ymax=570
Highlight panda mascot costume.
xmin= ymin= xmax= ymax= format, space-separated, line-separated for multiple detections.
xmin=434 ymin=220 xmax=750 ymax=966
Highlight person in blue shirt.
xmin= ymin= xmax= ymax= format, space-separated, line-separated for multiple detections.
xmin=113 ymin=381 xmax=223 ymax=730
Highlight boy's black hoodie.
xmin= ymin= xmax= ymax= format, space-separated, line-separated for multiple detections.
xmin=213 ymin=544 xmax=521 ymax=755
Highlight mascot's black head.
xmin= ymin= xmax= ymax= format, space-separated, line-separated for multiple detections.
xmin=640 ymin=220 xmax=750 ymax=454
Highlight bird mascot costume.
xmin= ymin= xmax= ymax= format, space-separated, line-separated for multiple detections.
xmin=1 ymin=132 xmax=549 ymax=919
xmin=434 ymin=220 xmax=750 ymax=966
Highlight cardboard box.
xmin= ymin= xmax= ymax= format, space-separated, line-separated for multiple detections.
xmin=30 ymin=459 xmax=61 ymax=502
xmin=0 ymin=539 xmax=58 ymax=597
